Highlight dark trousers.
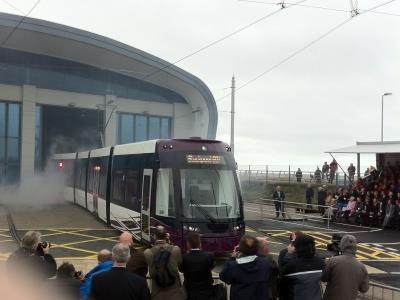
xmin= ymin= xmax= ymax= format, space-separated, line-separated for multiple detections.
xmin=274 ymin=200 xmax=285 ymax=217
xmin=306 ymin=198 xmax=312 ymax=210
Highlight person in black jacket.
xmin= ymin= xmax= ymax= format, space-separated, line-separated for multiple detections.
xmin=46 ymin=262 xmax=81 ymax=300
xmin=90 ymin=243 xmax=150 ymax=300
xmin=305 ymin=184 xmax=314 ymax=210
xmin=273 ymin=186 xmax=286 ymax=218
xmin=180 ymin=232 xmax=214 ymax=300
xmin=281 ymin=235 xmax=325 ymax=300
xmin=7 ymin=231 xmax=57 ymax=281
xmin=220 ymin=235 xmax=270 ymax=300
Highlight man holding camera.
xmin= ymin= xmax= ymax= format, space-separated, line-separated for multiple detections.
xmin=7 ymin=230 xmax=57 ymax=280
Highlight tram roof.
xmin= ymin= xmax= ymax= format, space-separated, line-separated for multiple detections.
xmin=326 ymin=141 xmax=400 ymax=154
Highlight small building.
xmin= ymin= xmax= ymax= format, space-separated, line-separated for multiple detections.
xmin=0 ymin=12 xmax=217 ymax=184
xmin=326 ymin=141 xmax=400 ymax=177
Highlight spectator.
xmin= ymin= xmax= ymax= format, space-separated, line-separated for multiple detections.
xmin=7 ymin=231 xmax=57 ymax=280
xmin=46 ymin=262 xmax=81 ymax=300
xmin=382 ymin=200 xmax=397 ymax=228
xmin=322 ymin=162 xmax=329 ymax=181
xmin=80 ymin=249 xmax=113 ymax=300
xmin=342 ymin=196 xmax=357 ymax=222
xmin=329 ymin=160 xmax=338 ymax=184
xmin=273 ymin=186 xmax=286 ymax=218
xmin=396 ymin=199 xmax=400 ymax=231
xmin=179 ymin=232 xmax=215 ymax=300
xmin=257 ymin=237 xmax=278 ymax=300
xmin=220 ymin=235 xmax=270 ymax=300
xmin=314 ymin=167 xmax=322 ymax=183
xmin=348 ymin=163 xmax=356 ymax=182
xmin=317 ymin=186 xmax=327 ymax=215
xmin=278 ymin=231 xmax=303 ymax=270
xmin=295 ymin=168 xmax=302 ymax=183
xmin=322 ymin=235 xmax=369 ymax=300
xmin=144 ymin=226 xmax=184 ymax=300
xmin=305 ymin=184 xmax=314 ymax=210
xmin=90 ymin=243 xmax=150 ymax=300
xmin=355 ymin=197 xmax=368 ymax=226
xmin=367 ymin=197 xmax=382 ymax=227
xmin=119 ymin=232 xmax=148 ymax=278
xmin=364 ymin=168 xmax=370 ymax=177
xmin=281 ymin=235 xmax=325 ymax=300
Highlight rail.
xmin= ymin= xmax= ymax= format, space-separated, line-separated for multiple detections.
xmin=244 ymin=197 xmax=382 ymax=230
xmin=144 ymin=276 xmax=399 ymax=300
xmin=237 ymin=164 xmax=362 ymax=188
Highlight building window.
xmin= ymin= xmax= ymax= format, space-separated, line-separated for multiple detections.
xmin=118 ymin=113 xmax=171 ymax=144
xmin=0 ymin=101 xmax=21 ymax=184
xmin=35 ymin=105 xmax=42 ymax=172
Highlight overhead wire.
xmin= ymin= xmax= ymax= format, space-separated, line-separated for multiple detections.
xmin=0 ymin=0 xmax=41 ymax=48
xmin=216 ymin=0 xmax=398 ymax=103
xmin=0 ymin=0 xmax=25 ymax=14
xmin=141 ymin=0 xmax=310 ymax=80
xmin=237 ymin=0 xmax=400 ymax=17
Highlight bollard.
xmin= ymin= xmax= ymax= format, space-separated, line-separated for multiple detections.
xmin=288 ymin=165 xmax=291 ymax=183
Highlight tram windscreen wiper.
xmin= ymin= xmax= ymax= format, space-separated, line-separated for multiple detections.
xmin=189 ymin=197 xmax=217 ymax=223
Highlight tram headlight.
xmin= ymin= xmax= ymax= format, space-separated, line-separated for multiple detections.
xmin=187 ymin=226 xmax=200 ymax=232
xmin=234 ymin=224 xmax=243 ymax=231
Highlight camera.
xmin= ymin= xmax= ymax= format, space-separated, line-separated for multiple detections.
xmin=74 ymin=271 xmax=82 ymax=279
xmin=39 ymin=241 xmax=52 ymax=249
xmin=326 ymin=233 xmax=342 ymax=256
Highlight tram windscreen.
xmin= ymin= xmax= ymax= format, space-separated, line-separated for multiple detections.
xmin=181 ymin=169 xmax=240 ymax=219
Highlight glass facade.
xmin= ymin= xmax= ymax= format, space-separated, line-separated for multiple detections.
xmin=0 ymin=101 xmax=21 ymax=184
xmin=35 ymin=105 xmax=42 ymax=172
xmin=118 ymin=113 xmax=171 ymax=144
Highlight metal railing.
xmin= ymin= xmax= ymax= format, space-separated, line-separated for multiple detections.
xmin=360 ymin=281 xmax=400 ymax=300
xmin=237 ymin=164 xmax=362 ymax=188
xmin=245 ymin=198 xmax=341 ymax=229
xmin=146 ymin=276 xmax=399 ymax=300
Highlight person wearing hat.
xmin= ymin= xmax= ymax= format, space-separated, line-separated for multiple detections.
xmin=321 ymin=234 xmax=369 ymax=300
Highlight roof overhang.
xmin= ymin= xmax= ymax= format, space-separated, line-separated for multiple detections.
xmin=0 ymin=12 xmax=217 ymax=138
xmin=326 ymin=141 xmax=400 ymax=154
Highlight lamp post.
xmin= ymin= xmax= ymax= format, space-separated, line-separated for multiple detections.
xmin=381 ymin=92 xmax=392 ymax=142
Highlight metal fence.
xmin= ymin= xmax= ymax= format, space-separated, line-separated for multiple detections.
xmin=238 ymin=164 xmax=363 ymax=188
xmin=145 ymin=276 xmax=400 ymax=300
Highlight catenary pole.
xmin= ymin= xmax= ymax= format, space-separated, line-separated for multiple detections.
xmin=231 ymin=75 xmax=235 ymax=154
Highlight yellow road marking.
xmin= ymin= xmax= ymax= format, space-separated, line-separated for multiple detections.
xmin=51 ymin=243 xmax=98 ymax=255
xmin=48 ymin=229 xmax=119 ymax=243
xmin=0 ymin=239 xmax=14 ymax=243
xmin=59 ymin=236 xmax=120 ymax=247
xmin=0 ymin=233 xmax=11 ymax=238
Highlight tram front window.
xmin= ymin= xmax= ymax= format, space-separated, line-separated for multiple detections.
xmin=181 ymin=169 xmax=240 ymax=220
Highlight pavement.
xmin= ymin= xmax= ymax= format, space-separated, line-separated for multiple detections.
xmin=244 ymin=202 xmax=400 ymax=288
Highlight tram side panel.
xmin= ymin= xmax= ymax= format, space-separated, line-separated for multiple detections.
xmin=74 ymin=158 xmax=88 ymax=208
xmin=86 ymin=155 xmax=109 ymax=222
xmin=109 ymin=153 xmax=157 ymax=238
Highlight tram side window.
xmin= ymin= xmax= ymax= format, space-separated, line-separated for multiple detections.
xmin=112 ymin=169 xmax=125 ymax=203
xmin=80 ymin=164 xmax=86 ymax=190
xmin=125 ymin=169 xmax=140 ymax=211
xmin=99 ymin=157 xmax=108 ymax=198
xmin=155 ymin=168 xmax=175 ymax=218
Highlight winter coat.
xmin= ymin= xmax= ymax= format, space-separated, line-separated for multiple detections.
xmin=220 ymin=255 xmax=270 ymax=300
xmin=144 ymin=241 xmax=184 ymax=300
xmin=46 ymin=276 xmax=81 ymax=300
xmin=7 ymin=247 xmax=57 ymax=280
xmin=306 ymin=188 xmax=315 ymax=201
xmin=322 ymin=254 xmax=369 ymax=300
xmin=318 ymin=191 xmax=327 ymax=206
xmin=80 ymin=260 xmax=113 ymax=300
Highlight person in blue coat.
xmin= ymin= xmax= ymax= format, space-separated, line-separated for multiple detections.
xmin=220 ymin=235 xmax=270 ymax=300
xmin=80 ymin=249 xmax=113 ymax=300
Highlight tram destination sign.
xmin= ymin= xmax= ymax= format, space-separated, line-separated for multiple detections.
xmin=186 ymin=154 xmax=225 ymax=165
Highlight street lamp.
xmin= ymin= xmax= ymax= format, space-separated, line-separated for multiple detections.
xmin=381 ymin=92 xmax=392 ymax=142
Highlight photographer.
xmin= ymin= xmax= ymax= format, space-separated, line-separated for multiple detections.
xmin=326 ymin=234 xmax=342 ymax=257
xmin=7 ymin=230 xmax=57 ymax=280
xmin=46 ymin=262 xmax=82 ymax=300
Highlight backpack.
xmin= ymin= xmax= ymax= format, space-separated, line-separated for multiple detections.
xmin=151 ymin=245 xmax=177 ymax=288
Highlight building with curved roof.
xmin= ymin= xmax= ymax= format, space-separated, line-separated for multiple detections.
xmin=0 ymin=12 xmax=217 ymax=184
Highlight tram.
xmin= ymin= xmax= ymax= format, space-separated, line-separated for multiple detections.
xmin=52 ymin=139 xmax=244 ymax=254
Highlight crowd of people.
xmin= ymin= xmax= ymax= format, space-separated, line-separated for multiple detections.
xmin=310 ymin=162 xmax=400 ymax=229
xmin=6 ymin=226 xmax=370 ymax=300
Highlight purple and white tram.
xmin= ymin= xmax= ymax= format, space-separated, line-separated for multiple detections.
xmin=52 ymin=139 xmax=244 ymax=254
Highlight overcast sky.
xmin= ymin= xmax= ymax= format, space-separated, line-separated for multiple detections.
xmin=2 ymin=0 xmax=399 ymax=169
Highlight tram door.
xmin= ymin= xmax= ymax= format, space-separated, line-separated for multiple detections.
xmin=141 ymin=169 xmax=152 ymax=242
xmin=92 ymin=167 xmax=100 ymax=216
